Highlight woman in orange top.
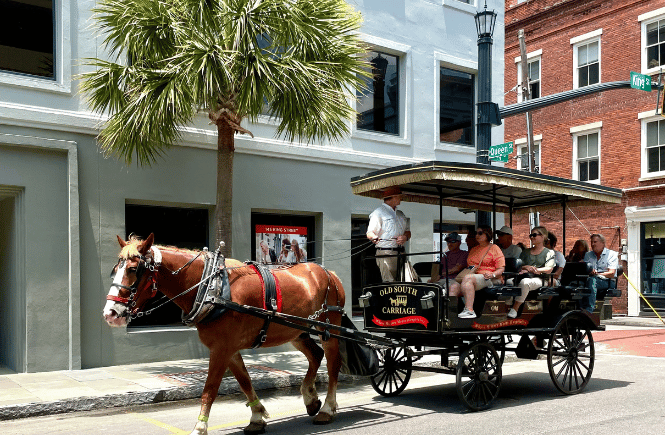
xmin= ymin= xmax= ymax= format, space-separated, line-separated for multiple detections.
xmin=448 ymin=225 xmax=505 ymax=319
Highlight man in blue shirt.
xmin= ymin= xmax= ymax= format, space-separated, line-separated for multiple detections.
xmin=582 ymin=234 xmax=618 ymax=313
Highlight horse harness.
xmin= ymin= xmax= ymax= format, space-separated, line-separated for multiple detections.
xmin=110 ymin=245 xmax=344 ymax=348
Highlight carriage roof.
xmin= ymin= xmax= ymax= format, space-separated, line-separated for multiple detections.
xmin=350 ymin=161 xmax=622 ymax=213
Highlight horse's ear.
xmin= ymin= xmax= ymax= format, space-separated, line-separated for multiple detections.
xmin=139 ymin=233 xmax=155 ymax=255
xmin=117 ymin=235 xmax=127 ymax=248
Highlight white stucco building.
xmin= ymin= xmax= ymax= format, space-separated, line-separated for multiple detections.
xmin=0 ymin=0 xmax=505 ymax=372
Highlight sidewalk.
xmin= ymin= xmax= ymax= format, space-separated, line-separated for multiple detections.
xmin=0 ymin=350 xmax=329 ymax=421
xmin=2 ymin=316 xmax=663 ymax=422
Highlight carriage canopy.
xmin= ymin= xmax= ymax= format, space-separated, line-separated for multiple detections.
xmin=350 ymin=161 xmax=622 ymax=213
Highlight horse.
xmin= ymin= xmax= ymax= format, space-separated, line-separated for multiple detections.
xmin=103 ymin=234 xmax=345 ymax=435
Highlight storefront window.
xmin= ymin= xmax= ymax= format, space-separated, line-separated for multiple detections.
xmin=640 ymin=221 xmax=665 ymax=313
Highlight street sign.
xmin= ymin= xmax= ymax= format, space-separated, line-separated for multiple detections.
xmin=630 ymin=71 xmax=652 ymax=92
xmin=489 ymin=141 xmax=513 ymax=163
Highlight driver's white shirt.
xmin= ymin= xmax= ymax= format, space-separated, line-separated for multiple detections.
xmin=367 ymin=203 xmax=409 ymax=249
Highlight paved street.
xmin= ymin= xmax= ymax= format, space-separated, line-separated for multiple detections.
xmin=3 ymin=327 xmax=665 ymax=435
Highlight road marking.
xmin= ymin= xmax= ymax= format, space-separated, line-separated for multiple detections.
xmin=129 ymin=412 xmax=189 ymax=434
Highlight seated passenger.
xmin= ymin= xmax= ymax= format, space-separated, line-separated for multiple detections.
xmin=495 ymin=225 xmax=522 ymax=259
xmin=566 ymin=239 xmax=589 ymax=262
xmin=508 ymin=226 xmax=555 ymax=318
xmin=582 ymin=234 xmax=618 ymax=313
xmin=544 ymin=231 xmax=565 ymax=286
xmin=448 ymin=226 xmax=505 ymax=319
xmin=428 ymin=232 xmax=468 ymax=287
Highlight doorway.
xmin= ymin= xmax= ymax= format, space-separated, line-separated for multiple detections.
xmin=0 ymin=190 xmax=24 ymax=373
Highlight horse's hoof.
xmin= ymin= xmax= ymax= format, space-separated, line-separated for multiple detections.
xmin=306 ymin=399 xmax=322 ymax=416
xmin=312 ymin=412 xmax=334 ymax=425
xmin=243 ymin=421 xmax=267 ymax=435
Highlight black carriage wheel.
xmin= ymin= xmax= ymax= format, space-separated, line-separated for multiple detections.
xmin=547 ymin=317 xmax=595 ymax=395
xmin=456 ymin=342 xmax=502 ymax=411
xmin=370 ymin=346 xmax=412 ymax=397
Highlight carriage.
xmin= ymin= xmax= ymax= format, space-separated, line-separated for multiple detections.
xmin=104 ymin=161 xmax=624 ymax=434
xmin=350 ymin=161 xmax=623 ymax=410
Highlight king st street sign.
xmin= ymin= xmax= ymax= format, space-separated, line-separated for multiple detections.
xmin=489 ymin=141 xmax=513 ymax=163
xmin=630 ymin=71 xmax=652 ymax=92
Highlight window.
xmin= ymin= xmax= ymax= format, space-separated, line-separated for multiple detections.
xmin=646 ymin=19 xmax=665 ymax=70
xmin=641 ymin=10 xmax=665 ymax=74
xmin=527 ymin=59 xmax=540 ymax=99
xmin=0 ymin=0 xmax=54 ymax=78
xmin=576 ymin=41 xmax=599 ymax=88
xmin=571 ymin=30 xmax=601 ymax=89
xmin=646 ymin=118 xmax=665 ymax=175
xmin=357 ymin=51 xmax=399 ymax=135
xmin=125 ymin=204 xmax=210 ymax=328
xmin=574 ymin=132 xmax=600 ymax=182
xmin=439 ymin=67 xmax=475 ymax=146
xmin=517 ymin=142 xmax=540 ymax=172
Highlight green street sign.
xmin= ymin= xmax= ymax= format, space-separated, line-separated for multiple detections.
xmin=630 ymin=71 xmax=652 ymax=92
xmin=489 ymin=141 xmax=513 ymax=163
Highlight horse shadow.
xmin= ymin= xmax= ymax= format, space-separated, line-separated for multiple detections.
xmin=210 ymin=371 xmax=631 ymax=434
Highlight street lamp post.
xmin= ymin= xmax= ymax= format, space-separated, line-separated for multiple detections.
xmin=475 ymin=2 xmax=498 ymax=227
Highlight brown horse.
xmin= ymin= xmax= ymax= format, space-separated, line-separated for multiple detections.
xmin=103 ymin=234 xmax=345 ymax=435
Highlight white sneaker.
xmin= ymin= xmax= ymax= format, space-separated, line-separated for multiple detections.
xmin=507 ymin=308 xmax=518 ymax=319
xmin=458 ymin=308 xmax=476 ymax=319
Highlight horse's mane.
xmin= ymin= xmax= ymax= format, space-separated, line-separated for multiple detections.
xmin=118 ymin=235 xmax=202 ymax=259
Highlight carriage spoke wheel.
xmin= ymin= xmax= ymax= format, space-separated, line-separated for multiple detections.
xmin=370 ymin=346 xmax=412 ymax=397
xmin=456 ymin=342 xmax=502 ymax=411
xmin=547 ymin=317 xmax=595 ymax=395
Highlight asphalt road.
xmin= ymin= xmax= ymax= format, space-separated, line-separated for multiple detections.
xmin=3 ymin=327 xmax=664 ymax=435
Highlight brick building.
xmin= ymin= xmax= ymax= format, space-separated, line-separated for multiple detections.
xmin=504 ymin=0 xmax=665 ymax=316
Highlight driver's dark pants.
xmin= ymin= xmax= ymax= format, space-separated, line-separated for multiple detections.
xmin=582 ymin=276 xmax=610 ymax=313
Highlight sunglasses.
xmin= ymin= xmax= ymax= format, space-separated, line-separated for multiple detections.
xmin=529 ymin=233 xmax=542 ymax=238
xmin=475 ymin=231 xmax=485 ymax=235
xmin=446 ymin=239 xmax=460 ymax=243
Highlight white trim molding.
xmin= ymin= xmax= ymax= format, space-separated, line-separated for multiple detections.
xmin=0 ymin=133 xmax=80 ymax=370
xmin=625 ymin=205 xmax=665 ymax=316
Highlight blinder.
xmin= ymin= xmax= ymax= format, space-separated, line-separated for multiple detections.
xmin=107 ymin=253 xmax=158 ymax=319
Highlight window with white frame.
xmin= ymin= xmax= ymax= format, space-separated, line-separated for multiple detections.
xmin=439 ymin=67 xmax=475 ymax=146
xmin=517 ymin=142 xmax=540 ymax=173
xmin=646 ymin=118 xmax=665 ymax=175
xmin=645 ymin=18 xmax=665 ymax=70
xmin=640 ymin=9 xmax=665 ymax=74
xmin=574 ymin=132 xmax=600 ymax=183
xmin=0 ymin=0 xmax=54 ymax=78
xmin=571 ymin=30 xmax=601 ymax=89
xmin=357 ymin=50 xmax=400 ymax=135
xmin=575 ymin=40 xmax=600 ymax=88
xmin=515 ymin=50 xmax=542 ymax=102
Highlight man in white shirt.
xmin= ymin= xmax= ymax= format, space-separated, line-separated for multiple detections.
xmin=582 ymin=233 xmax=618 ymax=313
xmin=366 ymin=186 xmax=414 ymax=282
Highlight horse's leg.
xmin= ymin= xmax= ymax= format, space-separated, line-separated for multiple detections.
xmin=291 ymin=333 xmax=325 ymax=416
xmin=228 ymin=352 xmax=269 ymax=434
xmin=313 ymin=335 xmax=341 ymax=424
xmin=189 ymin=349 xmax=232 ymax=435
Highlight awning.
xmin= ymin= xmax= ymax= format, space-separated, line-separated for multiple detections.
xmin=350 ymin=162 xmax=622 ymax=213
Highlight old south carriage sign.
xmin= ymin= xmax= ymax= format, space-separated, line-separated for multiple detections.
xmin=363 ymin=283 xmax=440 ymax=332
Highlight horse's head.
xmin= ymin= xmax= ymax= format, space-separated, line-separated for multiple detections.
xmin=103 ymin=233 xmax=160 ymax=327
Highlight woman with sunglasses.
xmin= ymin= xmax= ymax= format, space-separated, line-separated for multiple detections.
xmin=508 ymin=226 xmax=555 ymax=318
xmin=448 ymin=226 xmax=505 ymax=319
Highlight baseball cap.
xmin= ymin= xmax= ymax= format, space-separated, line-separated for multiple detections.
xmin=445 ymin=232 xmax=462 ymax=242
xmin=496 ymin=225 xmax=513 ymax=235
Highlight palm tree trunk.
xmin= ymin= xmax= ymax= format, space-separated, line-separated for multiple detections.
xmin=215 ymin=122 xmax=234 ymax=257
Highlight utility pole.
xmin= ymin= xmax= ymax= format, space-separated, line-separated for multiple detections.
xmin=518 ymin=29 xmax=536 ymax=173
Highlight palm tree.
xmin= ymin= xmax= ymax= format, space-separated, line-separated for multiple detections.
xmin=80 ymin=0 xmax=369 ymax=255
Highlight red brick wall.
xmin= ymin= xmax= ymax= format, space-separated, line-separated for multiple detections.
xmin=504 ymin=0 xmax=665 ymax=314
